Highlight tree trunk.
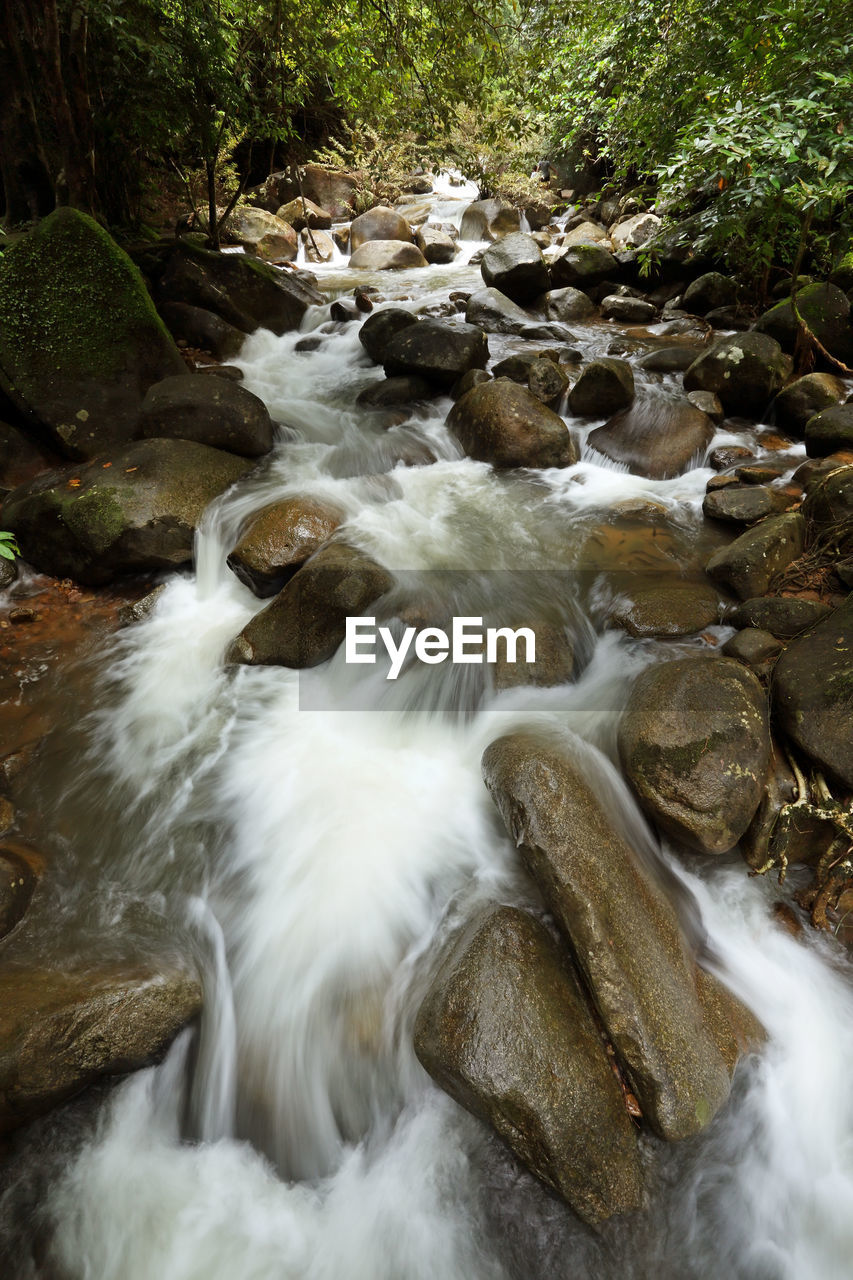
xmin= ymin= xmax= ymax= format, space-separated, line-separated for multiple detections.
xmin=206 ymin=158 xmax=220 ymax=250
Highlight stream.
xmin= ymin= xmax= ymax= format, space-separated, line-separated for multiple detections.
xmin=4 ymin=176 xmax=853 ymax=1280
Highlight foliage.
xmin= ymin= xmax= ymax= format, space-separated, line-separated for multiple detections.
xmin=438 ymin=98 xmax=546 ymax=201
xmin=0 ymin=533 xmax=20 ymax=563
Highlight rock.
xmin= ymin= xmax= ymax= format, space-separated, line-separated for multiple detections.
xmin=413 ymin=904 xmax=643 ymax=1223
xmin=728 ymin=596 xmax=832 ymax=639
xmin=490 ymin=620 xmax=574 ymax=690
xmin=137 ymin=374 xmax=274 ymax=458
xmin=159 ymin=302 xmax=245 ymax=361
xmin=639 ymin=347 xmax=701 ymax=373
xmin=227 ymin=496 xmax=343 ymax=597
xmin=356 ymin=376 xmax=434 ymax=408
xmin=0 ymin=843 xmax=40 ymax=939
xmin=1 ymin=439 xmax=252 ymax=585
xmin=0 ymin=422 xmax=58 ymax=491
xmin=722 ymin=627 xmax=783 ymax=669
xmin=459 ymin=199 xmax=522 ymax=242
xmin=773 ymin=593 xmax=853 ymax=789
xmin=681 ymin=273 xmax=739 ymax=316
xmin=118 ymin=584 xmax=167 ymax=626
xmin=349 ymin=241 xmax=428 ymax=271
xmin=158 ymin=239 xmax=323 ymax=335
xmin=619 ymin=657 xmax=771 ymax=854
xmin=702 ymin=485 xmax=793 ymax=525
xmin=589 ymin=395 xmax=714 ymax=479
xmin=601 ymin=295 xmax=657 ymax=323
xmin=755 ymin=283 xmax=853 ymax=364
xmin=562 ymin=221 xmax=609 ymax=247
xmin=792 ymin=452 xmax=853 ymax=487
xmin=480 ymin=233 xmax=550 ymax=305
xmin=300 ymin=229 xmax=336 ymax=264
xmin=0 ymin=208 xmax=185 ymax=460
xmin=801 ymin=465 xmax=853 ymax=529
xmin=805 ymin=404 xmax=853 ymax=457
xmin=492 ymin=353 xmax=538 ymax=383
xmin=447 ymin=379 xmax=576 ymax=470
xmin=709 ymin=444 xmax=754 ymax=470
xmin=687 ymin=390 xmax=725 ymax=424
xmin=0 ymin=559 xmax=17 ymax=590
xmin=349 ymin=206 xmax=412 ymax=251
xmin=255 ymin=165 xmax=359 ymax=219
xmin=683 ymin=333 xmax=789 ymax=417
xmin=415 ymin=226 xmax=457 ymax=264
xmin=382 ymin=319 xmax=488 ymax=389
xmin=831 ymin=251 xmax=853 ymax=293
xmin=482 ymin=733 xmax=735 ymax=1140
xmin=772 ymin=373 xmax=846 ymax=436
xmin=609 ymin=583 xmax=721 ymax=637
xmin=528 ymin=360 xmax=569 ymax=406
xmin=226 ymin=542 xmax=392 ymax=667
xmin=219 ymin=207 xmax=298 ymax=262
xmin=706 ymin=513 xmax=805 ymax=600
xmin=275 ymin=197 xmax=333 ymax=231
xmin=451 ymin=369 xmax=491 ymax=400
xmin=464 ymin=287 xmax=532 ymax=336
xmin=609 ymin=213 xmax=661 ymax=251
xmin=0 ymin=961 xmax=202 ymax=1135
xmin=358 ymin=307 xmax=418 ymax=362
xmin=550 ymin=243 xmax=619 ymax=290
xmin=568 ymin=359 xmax=635 ymax=417
xmin=539 ymin=287 xmax=596 ymax=322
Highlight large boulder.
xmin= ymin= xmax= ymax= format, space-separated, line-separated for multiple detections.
xmin=754 ymin=282 xmax=853 ymax=365
xmin=255 ymin=165 xmax=359 ymax=219
xmin=683 ymin=332 xmax=789 ymax=418
xmin=382 ymin=319 xmax=488 ymax=389
xmin=609 ymin=212 xmax=661 ymax=251
xmin=772 ymin=373 xmax=846 ymax=437
xmin=226 ymin=542 xmax=393 ymax=667
xmin=358 ymin=307 xmax=418 ymax=362
xmin=773 ymin=594 xmax=853 ymax=789
xmin=1 ymin=439 xmax=252 ymax=585
xmin=158 ymin=301 xmax=245 ymax=362
xmin=550 ymin=243 xmax=618 ymax=291
xmin=349 ymin=206 xmax=412 ymax=251
xmin=804 ymin=404 xmax=853 ymax=457
xmin=218 ymin=207 xmax=298 ymax=262
xmin=681 ymin=273 xmax=739 ymax=316
xmin=464 ymin=287 xmax=532 ymax=336
xmin=539 ymin=287 xmax=596 ymax=323
xmin=568 ymin=358 xmax=634 ymax=417
xmin=0 ymin=208 xmax=185 ymax=460
xmin=275 ymin=197 xmax=332 ymax=231
xmin=226 ymin=495 xmax=343 ymax=597
xmin=0 ymin=961 xmax=202 ymax=1135
xmin=158 ymin=239 xmax=323 ymax=335
xmin=137 ymin=374 xmax=274 ymax=458
xmin=414 ymin=904 xmax=643 ymax=1224
xmin=618 ymin=657 xmax=771 ymax=854
xmin=705 ymin=512 xmax=806 ymax=599
xmin=589 ymin=395 xmax=713 ymax=479
xmin=415 ymin=226 xmax=457 ymax=264
xmin=459 ymin=199 xmax=522 ymax=242
xmin=348 ymin=241 xmax=428 ymax=271
xmin=480 ymin=233 xmax=550 ymax=305
xmin=801 ymin=464 xmax=853 ymax=529
xmin=447 ymin=379 xmax=576 ymax=470
xmin=482 ymin=733 xmax=739 ymax=1141
xmin=562 ymin=220 xmax=609 ymax=247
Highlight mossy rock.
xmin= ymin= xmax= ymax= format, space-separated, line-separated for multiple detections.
xmin=0 ymin=208 xmax=185 ymax=460
xmin=754 ymin=282 xmax=853 ymax=365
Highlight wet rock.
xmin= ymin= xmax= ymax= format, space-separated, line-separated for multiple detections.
xmin=736 ymin=463 xmax=787 ymax=485
xmin=609 ymin=213 xmax=661 ymax=251
xmin=301 ymin=228 xmax=336 ymax=264
xmin=609 ymin=582 xmax=721 ymax=637
xmin=159 ymin=302 xmax=245 ymax=362
xmin=218 ymin=207 xmax=298 ymax=262
xmin=0 ymin=559 xmax=17 ymax=590
xmin=349 ymin=241 xmax=428 ymax=271
xmin=681 ymin=273 xmax=739 ymax=316
xmin=722 ymin=627 xmax=783 ymax=670
xmin=755 ymin=283 xmax=853 ymax=365
xmin=0 ymin=961 xmax=202 ymax=1135
xmin=2 ymin=439 xmax=252 ymax=585
xmin=137 ymin=374 xmax=274 ymax=458
xmin=416 ymin=226 xmax=457 ymax=264
xmin=0 ymin=843 xmax=40 ymax=939
xmin=687 ymin=391 xmax=725 ymax=424
xmin=589 ymin=395 xmax=714 ymax=479
xmin=568 ymin=358 xmax=634 ymax=417
xmin=618 ymin=656 xmax=771 ymax=853
xmin=451 ymin=369 xmax=491 ymax=400
xmin=118 ymin=584 xmax=168 ymax=626
xmin=459 ymin=199 xmax=522 ymax=242
xmin=773 ymin=593 xmax=853 ymax=789
xmin=275 ymin=197 xmax=333 ymax=231
xmin=414 ymin=904 xmax=643 ymax=1224
xmin=226 ymin=542 xmax=393 ymax=667
xmin=805 ymin=404 xmax=853 ymax=457
xmin=481 ymin=233 xmax=550 ymax=305
xmin=601 ymin=295 xmax=656 ymax=324
xmin=0 ymin=208 xmax=186 ymax=460
xmin=729 ymin=597 xmax=832 ymax=639
xmin=705 ymin=513 xmax=805 ymax=600
xmin=702 ymin=485 xmax=794 ymax=525
xmin=490 ymin=620 xmax=574 ymax=690
xmin=709 ymin=444 xmax=754 ymax=470
xmin=772 ymin=373 xmax=846 ymax=437
xmin=562 ymin=220 xmax=609 ymax=247
xmin=801 ymin=465 xmax=853 ymax=530
xmin=358 ymin=307 xmax=418 ymax=362
xmin=256 ymin=165 xmax=359 ymax=219
xmin=492 ymin=353 xmax=538 ymax=383
xmin=349 ymin=206 xmax=412 ymax=251
xmin=683 ymin=333 xmax=789 ymax=417
xmin=330 ymin=299 xmax=360 ymax=323
xmin=539 ymin=287 xmax=596 ymax=323
xmin=528 ymin=360 xmax=569 ymax=406
xmin=356 ymin=376 xmax=434 ymax=408
xmin=0 ymin=422 xmax=60 ymax=491
xmin=447 ymin=379 xmax=576 ymax=470
xmin=383 ymin=319 xmax=488 ymax=389
xmin=792 ymin=452 xmax=853 ymax=487
xmin=464 ymin=287 xmax=532 ymax=336
xmin=551 ymin=243 xmax=619 ymax=291
xmin=639 ymin=347 xmax=702 ymax=373
xmin=227 ymin=496 xmax=343 ymax=598
xmin=482 ymin=733 xmax=735 ymax=1140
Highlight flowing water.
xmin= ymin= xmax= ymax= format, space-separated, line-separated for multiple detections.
xmin=3 ymin=178 xmax=853 ymax=1280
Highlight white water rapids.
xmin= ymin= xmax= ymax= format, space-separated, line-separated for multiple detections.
xmin=8 ymin=181 xmax=853 ymax=1279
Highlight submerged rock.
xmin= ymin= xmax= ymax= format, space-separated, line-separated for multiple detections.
xmin=414 ymin=904 xmax=644 ymax=1224
xmin=618 ymin=657 xmax=771 ymax=854
xmin=447 ymin=379 xmax=576 ymax=469
xmin=227 ymin=496 xmax=343 ymax=597
xmin=138 ymin=374 xmax=274 ymax=457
